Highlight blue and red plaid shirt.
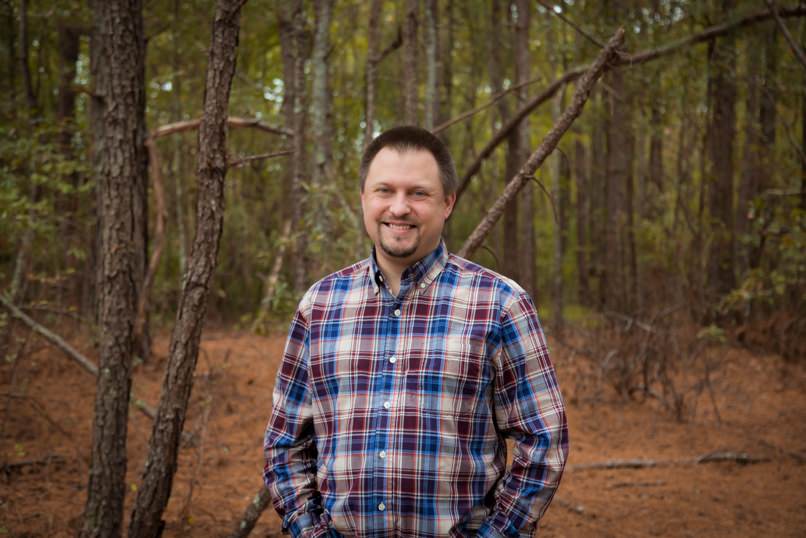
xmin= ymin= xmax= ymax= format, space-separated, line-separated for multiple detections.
xmin=264 ymin=242 xmax=568 ymax=537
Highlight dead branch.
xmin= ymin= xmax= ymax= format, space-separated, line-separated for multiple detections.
xmin=150 ymin=116 xmax=291 ymax=139
xmin=0 ymin=296 xmax=157 ymax=420
xmin=1 ymin=454 xmax=66 ymax=475
xmin=454 ymin=6 xmax=806 ymax=204
xmin=536 ymin=0 xmax=606 ymax=50
xmin=229 ymin=149 xmax=293 ymax=168
xmin=766 ymin=1 xmax=806 ymax=71
xmin=568 ymin=451 xmax=770 ymax=471
xmin=457 ymin=28 xmax=624 ymax=259
xmin=229 ymin=487 xmax=273 ymax=538
xmin=432 ymin=73 xmax=545 ymax=134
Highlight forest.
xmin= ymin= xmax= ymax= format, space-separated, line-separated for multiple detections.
xmin=1 ymin=0 xmax=804 ymax=536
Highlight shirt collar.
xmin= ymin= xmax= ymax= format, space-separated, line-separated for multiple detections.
xmin=369 ymin=241 xmax=448 ymax=295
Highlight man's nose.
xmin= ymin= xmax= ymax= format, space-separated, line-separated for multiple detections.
xmin=388 ymin=193 xmax=411 ymax=217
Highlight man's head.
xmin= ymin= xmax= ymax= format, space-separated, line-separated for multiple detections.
xmin=360 ymin=126 xmax=458 ymax=196
xmin=359 ymin=126 xmax=457 ymax=272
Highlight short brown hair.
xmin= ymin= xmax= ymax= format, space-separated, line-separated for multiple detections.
xmin=359 ymin=126 xmax=458 ymax=196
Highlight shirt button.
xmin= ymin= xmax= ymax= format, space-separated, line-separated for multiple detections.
xmin=393 ymin=308 xmax=401 ymax=317
xmin=379 ymin=450 xmax=386 ymax=459
xmin=378 ymin=502 xmax=386 ymax=511
xmin=419 ymin=283 xmax=426 ymax=289
xmin=383 ymin=401 xmax=391 ymax=410
xmin=389 ymin=355 xmax=397 ymax=364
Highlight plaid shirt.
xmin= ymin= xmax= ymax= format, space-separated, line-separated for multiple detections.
xmin=264 ymin=242 xmax=568 ymax=537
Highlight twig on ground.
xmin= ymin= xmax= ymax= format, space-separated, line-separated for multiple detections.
xmin=568 ymin=450 xmax=770 ymax=471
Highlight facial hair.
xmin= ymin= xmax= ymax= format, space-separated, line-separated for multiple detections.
xmin=378 ymin=223 xmax=419 ymax=258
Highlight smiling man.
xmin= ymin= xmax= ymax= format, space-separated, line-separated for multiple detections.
xmin=264 ymin=126 xmax=568 ymax=537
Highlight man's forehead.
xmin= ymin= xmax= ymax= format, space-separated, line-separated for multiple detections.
xmin=366 ymin=147 xmax=439 ymax=176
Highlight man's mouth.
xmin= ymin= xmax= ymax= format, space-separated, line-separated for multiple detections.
xmin=383 ymin=222 xmax=416 ymax=231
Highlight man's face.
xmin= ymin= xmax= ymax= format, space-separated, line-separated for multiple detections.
xmin=361 ymin=147 xmax=456 ymax=271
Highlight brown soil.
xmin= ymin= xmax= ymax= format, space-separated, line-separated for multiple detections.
xmin=1 ymin=328 xmax=805 ymax=537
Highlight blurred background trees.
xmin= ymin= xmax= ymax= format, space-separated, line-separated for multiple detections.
xmin=1 ymin=0 xmax=804 ymax=360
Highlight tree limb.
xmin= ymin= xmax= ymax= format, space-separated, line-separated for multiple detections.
xmin=149 ymin=116 xmax=291 ymax=139
xmin=458 ymin=28 xmax=625 ymax=259
xmin=454 ymin=6 xmax=806 ymax=204
xmin=765 ymin=0 xmax=806 ymax=71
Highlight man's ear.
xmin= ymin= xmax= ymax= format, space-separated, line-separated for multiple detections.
xmin=444 ymin=192 xmax=457 ymax=219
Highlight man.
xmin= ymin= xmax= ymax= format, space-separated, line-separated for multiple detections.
xmin=264 ymin=126 xmax=568 ymax=537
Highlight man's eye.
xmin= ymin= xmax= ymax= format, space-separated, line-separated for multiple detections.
xmin=412 ymin=190 xmax=427 ymax=198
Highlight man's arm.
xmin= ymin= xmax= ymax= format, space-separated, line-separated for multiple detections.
xmin=264 ymin=304 xmax=327 ymax=537
xmin=477 ymin=292 xmax=569 ymax=538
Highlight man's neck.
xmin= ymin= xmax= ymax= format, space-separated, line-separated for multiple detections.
xmin=376 ymin=256 xmax=406 ymax=296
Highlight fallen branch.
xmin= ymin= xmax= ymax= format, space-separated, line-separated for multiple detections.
xmin=454 ymin=5 xmax=806 ymax=204
xmin=1 ymin=454 xmax=67 ymax=475
xmin=0 ymin=296 xmax=157 ymax=420
xmin=458 ymin=28 xmax=624 ymax=258
xmin=568 ymin=451 xmax=770 ymax=471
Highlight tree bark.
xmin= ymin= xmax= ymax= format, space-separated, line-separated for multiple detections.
xmin=18 ymin=0 xmax=37 ymax=112
xmin=736 ymin=36 xmax=761 ymax=274
xmin=127 ymin=1 xmax=245 ymax=536
xmin=81 ymin=1 xmax=146 ymax=536
xmin=705 ymin=0 xmax=738 ymax=297
xmin=311 ymin=0 xmax=334 ymax=245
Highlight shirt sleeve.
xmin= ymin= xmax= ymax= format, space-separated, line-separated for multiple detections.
xmin=477 ymin=291 xmax=569 ymax=538
xmin=263 ymin=299 xmax=326 ymax=537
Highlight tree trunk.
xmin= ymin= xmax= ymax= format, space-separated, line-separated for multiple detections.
xmin=515 ymin=0 xmax=534 ymax=299
xmin=18 ymin=0 xmax=37 ymax=113
xmin=127 ymin=2 xmax=244 ymax=536
xmin=81 ymin=1 xmax=146 ymax=536
xmin=706 ymin=0 xmax=738 ymax=297
xmin=311 ymin=0 xmax=334 ymax=244
xmin=574 ymin=139 xmax=590 ymax=304
xmin=424 ymin=0 xmax=439 ymax=129
xmin=403 ymin=0 xmax=419 ymax=124
xmin=364 ymin=0 xmax=382 ymax=147
xmin=736 ymin=35 xmax=761 ymax=274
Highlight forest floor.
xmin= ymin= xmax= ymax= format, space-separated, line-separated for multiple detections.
xmin=1 ymin=326 xmax=805 ymax=537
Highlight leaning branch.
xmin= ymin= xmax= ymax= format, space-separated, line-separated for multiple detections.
xmin=765 ymin=0 xmax=806 ymax=71
xmin=457 ymin=28 xmax=624 ymax=259
xmin=0 ymin=296 xmax=157 ymax=420
xmin=454 ymin=5 xmax=806 ymax=203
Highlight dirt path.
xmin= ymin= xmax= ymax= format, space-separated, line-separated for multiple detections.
xmin=1 ymin=330 xmax=804 ymax=537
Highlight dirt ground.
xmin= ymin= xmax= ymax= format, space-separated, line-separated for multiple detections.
xmin=1 ymin=326 xmax=805 ymax=537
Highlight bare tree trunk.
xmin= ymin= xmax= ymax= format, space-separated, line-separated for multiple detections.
xmin=364 ymin=0 xmax=382 ymax=147
xmin=424 ymin=0 xmax=439 ymax=129
xmin=438 ymin=0 xmax=454 ymax=140
xmin=403 ymin=0 xmax=419 ymax=124
xmin=574 ymin=139 xmax=590 ymax=304
xmin=706 ymin=0 xmax=738 ymax=297
xmin=81 ymin=0 xmax=146 ymax=536
xmin=515 ymin=0 xmax=534 ymax=299
xmin=311 ymin=0 xmax=334 ymax=244
xmin=127 ymin=2 xmax=244 ymax=536
xmin=18 ymin=0 xmax=37 ymax=112
xmin=551 ymin=87 xmax=567 ymax=332
xmin=736 ymin=36 xmax=761 ymax=274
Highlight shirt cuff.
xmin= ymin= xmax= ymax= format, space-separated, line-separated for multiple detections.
xmin=284 ymin=510 xmax=317 ymax=537
xmin=476 ymin=520 xmax=509 ymax=538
